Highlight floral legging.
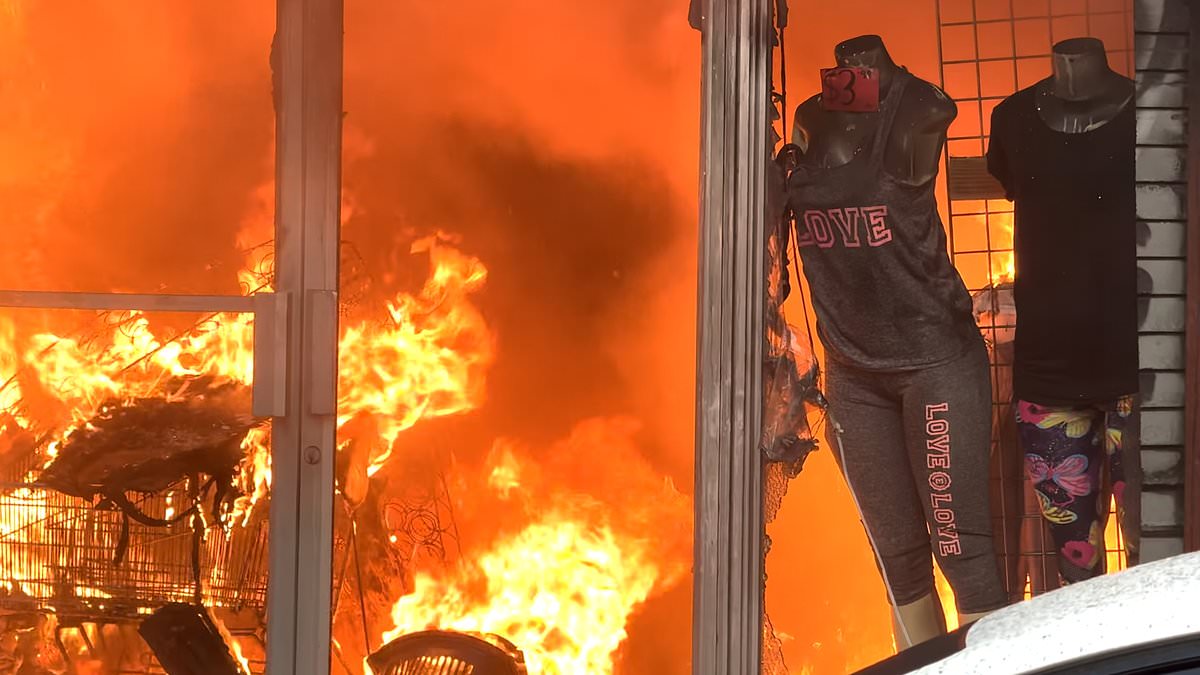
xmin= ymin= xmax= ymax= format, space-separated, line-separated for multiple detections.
xmin=1015 ymin=395 xmax=1134 ymax=584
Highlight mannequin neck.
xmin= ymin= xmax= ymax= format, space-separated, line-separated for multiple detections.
xmin=1050 ymin=38 xmax=1117 ymax=102
xmin=835 ymin=35 xmax=900 ymax=95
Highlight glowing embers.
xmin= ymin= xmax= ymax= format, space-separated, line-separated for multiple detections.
xmin=367 ymin=631 xmax=527 ymax=675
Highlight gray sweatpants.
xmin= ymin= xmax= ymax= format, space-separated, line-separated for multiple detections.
xmin=826 ymin=340 xmax=1007 ymax=614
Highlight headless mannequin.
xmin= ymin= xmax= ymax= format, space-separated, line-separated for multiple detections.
xmin=791 ymin=36 xmax=991 ymax=649
xmin=1040 ymin=37 xmax=1140 ymax=566
xmin=1036 ymin=38 xmax=1134 ymax=133
xmin=791 ymin=35 xmax=956 ymax=186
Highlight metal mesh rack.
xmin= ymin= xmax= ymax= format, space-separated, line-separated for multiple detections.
xmin=0 ymin=452 xmax=269 ymax=619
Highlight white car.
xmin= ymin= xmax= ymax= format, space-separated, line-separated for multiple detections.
xmin=857 ymin=551 xmax=1200 ymax=675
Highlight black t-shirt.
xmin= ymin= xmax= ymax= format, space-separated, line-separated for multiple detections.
xmin=986 ymin=85 xmax=1139 ymax=405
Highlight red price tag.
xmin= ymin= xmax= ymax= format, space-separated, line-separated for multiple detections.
xmin=820 ymin=66 xmax=881 ymax=112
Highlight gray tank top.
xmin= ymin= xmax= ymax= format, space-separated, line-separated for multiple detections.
xmin=787 ymin=70 xmax=978 ymax=371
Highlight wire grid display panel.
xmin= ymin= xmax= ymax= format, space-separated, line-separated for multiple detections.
xmin=936 ymin=0 xmax=1134 ymax=598
xmin=0 ymin=452 xmax=269 ymax=618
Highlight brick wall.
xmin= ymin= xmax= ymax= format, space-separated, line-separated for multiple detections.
xmin=1135 ymin=0 xmax=1190 ymax=561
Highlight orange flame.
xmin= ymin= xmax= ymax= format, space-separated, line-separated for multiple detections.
xmin=1 ymin=229 xmax=686 ymax=674
xmin=381 ymin=517 xmax=661 ymax=674
xmin=989 ymin=212 xmax=1016 ymax=285
xmin=0 ymin=235 xmax=493 ymax=583
xmin=991 ymin=252 xmax=1015 ymax=285
xmin=377 ymin=419 xmax=691 ymax=675
xmin=337 ymin=234 xmax=494 ymax=476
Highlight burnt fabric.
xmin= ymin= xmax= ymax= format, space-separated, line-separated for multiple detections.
xmin=986 ymin=87 xmax=1138 ymax=406
xmin=762 ymin=157 xmax=823 ymax=474
xmin=40 ymin=377 xmax=255 ymax=502
xmin=1016 ymin=396 xmax=1135 ymax=584
xmin=827 ymin=341 xmax=1008 ymax=614
xmin=785 ymin=69 xmax=979 ymax=371
xmin=39 ymin=376 xmax=259 ymax=571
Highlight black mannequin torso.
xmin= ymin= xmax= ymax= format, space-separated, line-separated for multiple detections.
xmin=1035 ymin=38 xmax=1134 ymax=134
xmin=790 ymin=35 xmax=956 ymax=186
xmin=985 ymin=36 xmax=1139 ymax=406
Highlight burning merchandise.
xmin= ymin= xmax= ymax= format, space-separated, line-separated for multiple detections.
xmin=0 ymin=234 xmax=692 ymax=674
xmin=0 ymin=609 xmax=66 ymax=675
xmin=38 ymin=377 xmax=257 ymax=510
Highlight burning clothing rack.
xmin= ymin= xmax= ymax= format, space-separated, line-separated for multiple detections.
xmin=0 ymin=443 xmax=268 ymax=619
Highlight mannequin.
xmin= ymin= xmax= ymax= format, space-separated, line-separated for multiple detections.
xmin=791 ymin=35 xmax=956 ymax=186
xmin=986 ymin=38 xmax=1139 ymax=587
xmin=784 ymin=35 xmax=1007 ymax=651
xmin=1036 ymin=38 xmax=1134 ymax=133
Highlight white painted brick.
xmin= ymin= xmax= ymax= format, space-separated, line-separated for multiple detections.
xmin=1139 ymin=334 xmax=1185 ymax=369
xmin=1141 ymin=371 xmax=1186 ymax=408
xmin=1135 ymin=0 xmax=1191 ymax=33
xmin=1136 ymin=146 xmax=1187 ymax=182
xmin=1142 ymin=448 xmax=1184 ymax=484
xmin=1140 ymin=408 xmax=1186 ymax=445
xmin=1140 ymin=536 xmax=1185 ymax=562
xmin=1137 ymin=72 xmax=1188 ymax=108
xmin=1139 ymin=296 xmax=1187 ymax=331
xmin=1137 ymin=109 xmax=1188 ymax=146
xmin=1135 ymin=33 xmax=1189 ymax=71
xmin=1137 ymin=183 xmax=1187 ymax=220
xmin=1137 ymin=221 xmax=1187 ymax=257
xmin=1142 ymin=488 xmax=1183 ymax=528
xmin=1138 ymin=259 xmax=1188 ymax=294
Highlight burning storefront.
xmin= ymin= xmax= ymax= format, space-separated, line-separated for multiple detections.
xmin=1 ymin=0 xmax=1197 ymax=674
xmin=0 ymin=0 xmax=702 ymax=673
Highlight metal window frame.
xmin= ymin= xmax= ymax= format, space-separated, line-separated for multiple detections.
xmin=0 ymin=0 xmax=344 ymax=672
xmin=0 ymin=291 xmax=291 ymax=420
xmin=691 ymin=0 xmax=773 ymax=673
xmin=268 ymin=0 xmax=343 ymax=673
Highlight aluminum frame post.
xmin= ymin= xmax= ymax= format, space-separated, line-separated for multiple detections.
xmin=268 ymin=0 xmax=343 ymax=672
xmin=692 ymin=0 xmax=773 ymax=672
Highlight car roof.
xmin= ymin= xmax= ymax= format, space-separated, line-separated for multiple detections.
xmin=912 ymin=551 xmax=1200 ymax=675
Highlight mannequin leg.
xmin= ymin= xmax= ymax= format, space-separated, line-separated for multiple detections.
xmin=957 ymin=608 xmax=996 ymax=627
xmin=892 ymin=592 xmax=946 ymax=649
xmin=898 ymin=343 xmax=1009 ymax=617
xmin=1106 ymin=396 xmax=1139 ymax=566
xmin=1016 ymin=401 xmax=1107 ymax=584
xmin=825 ymin=361 xmax=946 ymax=649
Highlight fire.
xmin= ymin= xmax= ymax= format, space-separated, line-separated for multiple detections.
xmin=989 ymin=212 xmax=1016 ymax=285
xmin=382 ymin=518 xmax=658 ymax=675
xmin=1 ymin=226 xmax=684 ymax=673
xmin=337 ymin=234 xmax=494 ymax=476
xmin=487 ymin=442 xmax=523 ymax=501
xmin=378 ymin=419 xmax=691 ymax=675
xmin=991 ymin=252 xmax=1015 ymax=285
xmin=231 ymin=427 xmax=272 ymax=526
xmin=5 ymin=1 xmax=696 ymax=672
xmin=0 ymin=234 xmax=492 ymax=572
